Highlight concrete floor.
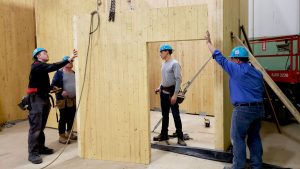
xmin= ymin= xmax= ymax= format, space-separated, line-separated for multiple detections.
xmin=0 ymin=112 xmax=300 ymax=169
xmin=151 ymin=111 xmax=215 ymax=149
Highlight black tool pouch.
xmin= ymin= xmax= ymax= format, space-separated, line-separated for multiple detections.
xmin=17 ymin=95 xmax=31 ymax=111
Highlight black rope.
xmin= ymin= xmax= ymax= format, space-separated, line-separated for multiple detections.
xmin=108 ymin=0 xmax=116 ymax=22
xmin=90 ymin=11 xmax=100 ymax=34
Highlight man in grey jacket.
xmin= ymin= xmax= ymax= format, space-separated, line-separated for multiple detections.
xmin=154 ymin=44 xmax=186 ymax=146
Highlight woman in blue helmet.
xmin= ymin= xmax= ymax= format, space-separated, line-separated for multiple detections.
xmin=51 ymin=56 xmax=77 ymax=144
xmin=205 ymin=31 xmax=265 ymax=169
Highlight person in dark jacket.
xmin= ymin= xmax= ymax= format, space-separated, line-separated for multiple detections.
xmin=27 ymin=48 xmax=78 ymax=164
xmin=51 ymin=56 xmax=77 ymax=144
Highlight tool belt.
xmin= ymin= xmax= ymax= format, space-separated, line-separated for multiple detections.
xmin=160 ymin=85 xmax=175 ymax=95
xmin=177 ymin=91 xmax=185 ymax=104
xmin=18 ymin=95 xmax=31 ymax=110
xmin=160 ymin=85 xmax=185 ymax=104
xmin=56 ymin=98 xmax=76 ymax=109
xmin=18 ymin=93 xmax=55 ymax=111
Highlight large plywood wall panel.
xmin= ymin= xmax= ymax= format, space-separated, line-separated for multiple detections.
xmin=74 ymin=3 xmax=209 ymax=164
xmin=35 ymin=0 xmax=95 ymax=129
xmin=74 ymin=15 xmax=151 ymax=163
xmin=0 ymin=0 xmax=35 ymax=124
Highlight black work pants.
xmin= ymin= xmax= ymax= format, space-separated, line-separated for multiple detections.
xmin=28 ymin=94 xmax=51 ymax=155
xmin=58 ymin=106 xmax=76 ymax=134
xmin=160 ymin=91 xmax=184 ymax=139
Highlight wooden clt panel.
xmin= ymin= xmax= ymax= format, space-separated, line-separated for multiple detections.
xmin=73 ymin=3 xmax=209 ymax=164
xmin=35 ymin=0 xmax=95 ymax=129
xmin=0 ymin=0 xmax=35 ymax=124
xmin=74 ymin=14 xmax=151 ymax=163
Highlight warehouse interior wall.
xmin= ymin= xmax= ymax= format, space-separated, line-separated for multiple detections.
xmin=249 ymin=0 xmax=300 ymax=38
xmin=248 ymin=0 xmax=300 ymax=88
xmin=0 ymin=0 xmax=248 ymax=165
xmin=0 ymin=0 xmax=36 ymax=125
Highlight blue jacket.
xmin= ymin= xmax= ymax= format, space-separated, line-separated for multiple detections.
xmin=51 ymin=69 xmax=75 ymax=100
xmin=213 ymin=50 xmax=264 ymax=105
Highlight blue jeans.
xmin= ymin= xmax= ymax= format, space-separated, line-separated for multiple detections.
xmin=231 ymin=105 xmax=265 ymax=169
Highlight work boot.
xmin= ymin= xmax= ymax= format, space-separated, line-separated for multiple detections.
xmin=28 ymin=154 xmax=42 ymax=164
xmin=59 ymin=134 xmax=70 ymax=144
xmin=67 ymin=131 xmax=77 ymax=140
xmin=40 ymin=146 xmax=54 ymax=155
xmin=178 ymin=138 xmax=187 ymax=146
xmin=153 ymin=134 xmax=169 ymax=141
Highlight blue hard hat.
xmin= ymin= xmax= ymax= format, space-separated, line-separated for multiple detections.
xmin=32 ymin=47 xmax=47 ymax=57
xmin=160 ymin=44 xmax=173 ymax=52
xmin=63 ymin=56 xmax=70 ymax=61
xmin=230 ymin=46 xmax=248 ymax=58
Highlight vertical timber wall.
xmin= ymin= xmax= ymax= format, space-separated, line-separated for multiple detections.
xmin=0 ymin=0 xmax=36 ymax=125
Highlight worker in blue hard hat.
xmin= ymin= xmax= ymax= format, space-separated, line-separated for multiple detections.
xmin=205 ymin=31 xmax=264 ymax=169
xmin=153 ymin=43 xmax=187 ymax=146
xmin=27 ymin=48 xmax=78 ymax=164
xmin=51 ymin=56 xmax=77 ymax=144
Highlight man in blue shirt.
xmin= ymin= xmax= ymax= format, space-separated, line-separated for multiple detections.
xmin=206 ymin=31 xmax=265 ymax=169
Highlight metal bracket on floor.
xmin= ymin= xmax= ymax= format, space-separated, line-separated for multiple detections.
xmin=152 ymin=143 xmax=233 ymax=163
xmin=151 ymin=143 xmax=291 ymax=169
